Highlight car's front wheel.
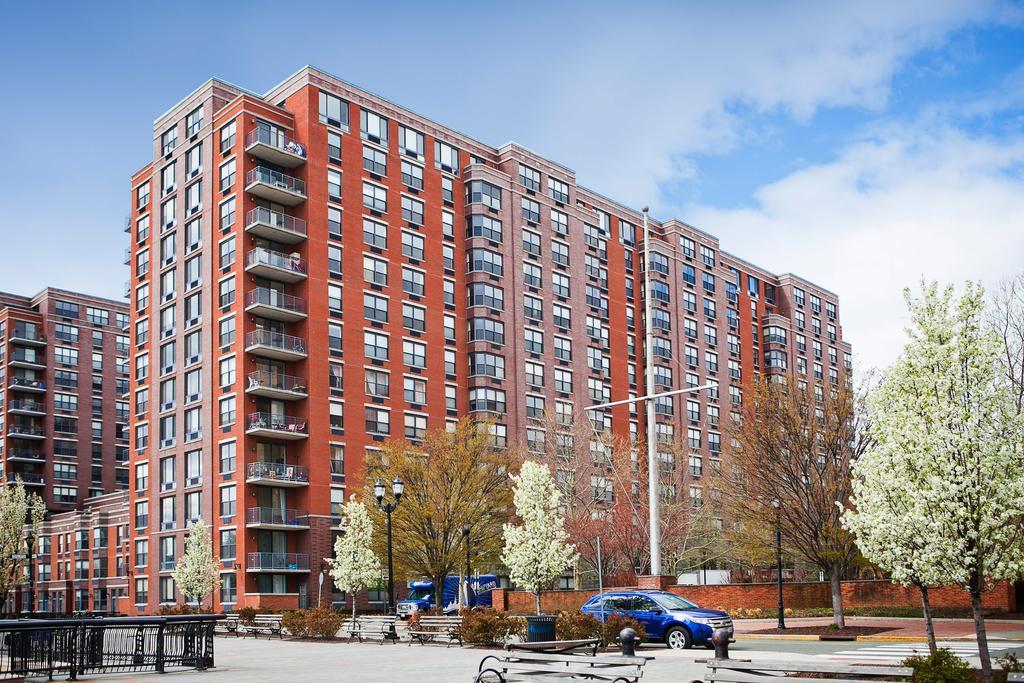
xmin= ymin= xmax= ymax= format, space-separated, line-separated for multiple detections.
xmin=664 ymin=625 xmax=692 ymax=650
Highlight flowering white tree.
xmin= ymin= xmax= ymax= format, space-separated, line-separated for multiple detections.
xmin=502 ymin=461 xmax=578 ymax=614
xmin=0 ymin=478 xmax=44 ymax=609
xmin=848 ymin=281 xmax=1024 ymax=683
xmin=327 ymin=497 xmax=381 ymax=620
xmin=172 ymin=519 xmax=221 ymax=608
xmin=843 ymin=445 xmax=953 ymax=653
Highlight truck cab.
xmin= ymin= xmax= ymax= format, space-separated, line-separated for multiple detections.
xmin=396 ymin=575 xmax=498 ymax=618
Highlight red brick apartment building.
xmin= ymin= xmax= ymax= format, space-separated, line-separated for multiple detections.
xmin=126 ymin=66 xmax=851 ymax=614
xmin=0 ymin=289 xmax=130 ymax=510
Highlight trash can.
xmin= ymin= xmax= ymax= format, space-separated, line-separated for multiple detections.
xmin=525 ymin=615 xmax=557 ymax=642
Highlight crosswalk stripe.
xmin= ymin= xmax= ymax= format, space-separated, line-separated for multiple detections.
xmin=824 ymin=642 xmax=1018 ymax=662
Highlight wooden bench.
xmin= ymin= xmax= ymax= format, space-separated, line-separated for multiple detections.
xmin=240 ymin=614 xmax=284 ymax=639
xmin=690 ymin=658 xmax=914 ymax=682
xmin=407 ymin=615 xmax=463 ymax=647
xmin=506 ymin=638 xmax=601 ymax=655
xmin=341 ymin=615 xmax=400 ymax=644
xmin=214 ymin=614 xmax=240 ymax=637
xmin=475 ymin=651 xmax=647 ymax=683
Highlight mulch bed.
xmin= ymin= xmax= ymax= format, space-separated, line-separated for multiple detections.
xmin=748 ymin=626 xmax=893 ymax=639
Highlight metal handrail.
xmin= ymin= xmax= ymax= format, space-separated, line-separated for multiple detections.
xmin=244 ymin=329 xmax=307 ymax=354
xmin=246 ymin=127 xmax=306 ymax=157
xmin=246 ymin=552 xmax=309 ymax=570
xmin=245 ymin=207 xmax=307 ymax=237
xmin=246 ymin=461 xmax=309 ymax=483
xmin=246 ymin=248 xmax=307 ymax=275
xmin=245 ymin=288 xmax=307 ymax=314
xmin=246 ymin=370 xmax=307 ymax=394
xmin=245 ymin=166 xmax=306 ymax=196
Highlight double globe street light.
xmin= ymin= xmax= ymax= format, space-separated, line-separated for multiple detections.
xmin=373 ymin=477 xmax=405 ymax=616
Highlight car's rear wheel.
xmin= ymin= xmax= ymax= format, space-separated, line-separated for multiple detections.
xmin=664 ymin=625 xmax=692 ymax=650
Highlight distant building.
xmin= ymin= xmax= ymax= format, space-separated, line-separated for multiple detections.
xmin=1 ymin=288 xmax=130 ymax=510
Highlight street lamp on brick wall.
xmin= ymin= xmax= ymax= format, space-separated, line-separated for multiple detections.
xmin=772 ymin=497 xmax=785 ymax=629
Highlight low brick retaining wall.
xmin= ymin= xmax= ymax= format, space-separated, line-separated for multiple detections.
xmin=491 ymin=580 xmax=1016 ymax=614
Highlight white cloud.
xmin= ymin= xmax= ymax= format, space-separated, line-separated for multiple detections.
xmin=684 ymin=125 xmax=1024 ymax=370
xmin=514 ymin=0 xmax=1017 ymax=209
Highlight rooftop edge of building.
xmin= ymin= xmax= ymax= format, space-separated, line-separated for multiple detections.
xmin=145 ymin=64 xmax=844 ymax=301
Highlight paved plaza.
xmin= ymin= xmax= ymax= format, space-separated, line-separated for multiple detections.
xmin=72 ymin=631 xmax=1024 ymax=683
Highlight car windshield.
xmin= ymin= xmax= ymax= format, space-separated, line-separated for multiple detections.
xmin=406 ymin=589 xmax=431 ymax=600
xmin=652 ymin=593 xmax=698 ymax=610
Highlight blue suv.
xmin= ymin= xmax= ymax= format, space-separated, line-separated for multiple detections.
xmin=580 ymin=590 xmax=733 ymax=649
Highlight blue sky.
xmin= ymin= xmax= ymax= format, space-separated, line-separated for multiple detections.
xmin=1 ymin=1 xmax=1022 ymax=369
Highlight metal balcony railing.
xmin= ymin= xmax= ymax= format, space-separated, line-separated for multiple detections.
xmin=246 ymin=412 xmax=307 ymax=435
xmin=246 ymin=370 xmax=307 ymax=395
xmin=246 ymin=461 xmax=309 ymax=484
xmin=245 ymin=329 xmax=307 ymax=355
xmin=246 ymin=248 xmax=307 ymax=276
xmin=244 ymin=288 xmax=307 ymax=315
xmin=246 ymin=552 xmax=309 ymax=571
xmin=245 ymin=127 xmax=306 ymax=158
xmin=245 ymin=167 xmax=306 ymax=196
xmin=245 ymin=507 xmax=309 ymax=527
xmin=245 ymin=207 xmax=307 ymax=238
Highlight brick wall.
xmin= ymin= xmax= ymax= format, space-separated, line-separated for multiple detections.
xmin=491 ymin=580 xmax=1016 ymax=614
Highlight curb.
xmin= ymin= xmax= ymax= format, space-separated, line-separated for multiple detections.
xmin=735 ymin=634 xmax=823 ymax=641
xmin=856 ymin=636 xmax=928 ymax=642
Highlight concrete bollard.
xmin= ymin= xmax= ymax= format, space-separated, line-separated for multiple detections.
xmin=712 ymin=628 xmax=730 ymax=660
xmin=618 ymin=627 xmax=637 ymax=657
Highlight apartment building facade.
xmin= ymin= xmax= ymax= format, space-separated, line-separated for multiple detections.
xmin=0 ymin=289 xmax=130 ymax=511
xmin=127 ymin=66 xmax=851 ymax=614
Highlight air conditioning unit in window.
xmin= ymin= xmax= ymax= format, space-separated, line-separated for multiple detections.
xmin=159 ymin=438 xmax=174 ymax=449
xmin=185 ymin=431 xmax=200 ymax=441
xmin=185 ymin=318 xmax=200 ymax=329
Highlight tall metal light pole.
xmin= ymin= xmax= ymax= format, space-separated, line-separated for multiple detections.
xmin=640 ymin=207 xmax=662 ymax=576
xmin=772 ymin=498 xmax=785 ymax=629
xmin=374 ymin=477 xmax=404 ymax=615
xmin=587 ymin=380 xmax=716 ymax=578
xmin=462 ymin=524 xmax=471 ymax=608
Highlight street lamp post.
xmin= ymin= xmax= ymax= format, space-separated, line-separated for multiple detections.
xmin=772 ymin=498 xmax=785 ymax=630
xmin=462 ymin=524 xmax=471 ymax=609
xmin=23 ymin=529 xmax=35 ymax=616
xmin=374 ymin=477 xmax=404 ymax=616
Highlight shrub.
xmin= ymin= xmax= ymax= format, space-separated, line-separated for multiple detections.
xmin=555 ymin=611 xmax=602 ymax=641
xmin=304 ymin=607 xmax=344 ymax=639
xmin=281 ymin=610 xmax=308 ymax=638
xmin=600 ymin=613 xmax=646 ymax=646
xmin=901 ymin=648 xmax=972 ymax=683
xmin=461 ymin=608 xmax=525 ymax=647
xmin=237 ymin=606 xmax=257 ymax=625
xmin=157 ymin=604 xmax=200 ymax=615
xmin=999 ymin=652 xmax=1024 ymax=674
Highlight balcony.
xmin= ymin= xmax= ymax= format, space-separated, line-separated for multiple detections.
xmin=245 ymin=248 xmax=308 ymax=283
xmin=245 ymin=370 xmax=308 ymax=400
xmin=8 ymin=399 xmax=45 ymax=416
xmin=245 ymin=167 xmax=306 ymax=205
xmin=245 ymin=127 xmax=307 ymax=168
xmin=9 ymin=349 xmax=45 ymax=369
xmin=8 ymin=424 xmax=45 ymax=440
xmin=246 ymin=552 xmax=309 ymax=573
xmin=7 ymin=472 xmax=44 ymax=487
xmin=245 ymin=507 xmax=309 ymax=530
xmin=9 ymin=377 xmax=45 ymax=392
xmin=244 ymin=288 xmax=307 ymax=322
xmin=10 ymin=328 xmax=45 ymax=346
xmin=244 ymin=330 xmax=307 ymax=362
xmin=7 ymin=448 xmax=43 ymax=463
xmin=245 ymin=207 xmax=307 ymax=245
xmin=245 ymin=412 xmax=308 ymax=440
xmin=246 ymin=461 xmax=309 ymax=488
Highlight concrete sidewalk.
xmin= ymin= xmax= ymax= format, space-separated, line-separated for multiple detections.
xmin=732 ymin=616 xmax=1024 ymax=641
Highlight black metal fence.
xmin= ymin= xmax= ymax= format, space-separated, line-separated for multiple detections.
xmin=0 ymin=614 xmax=223 ymax=680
